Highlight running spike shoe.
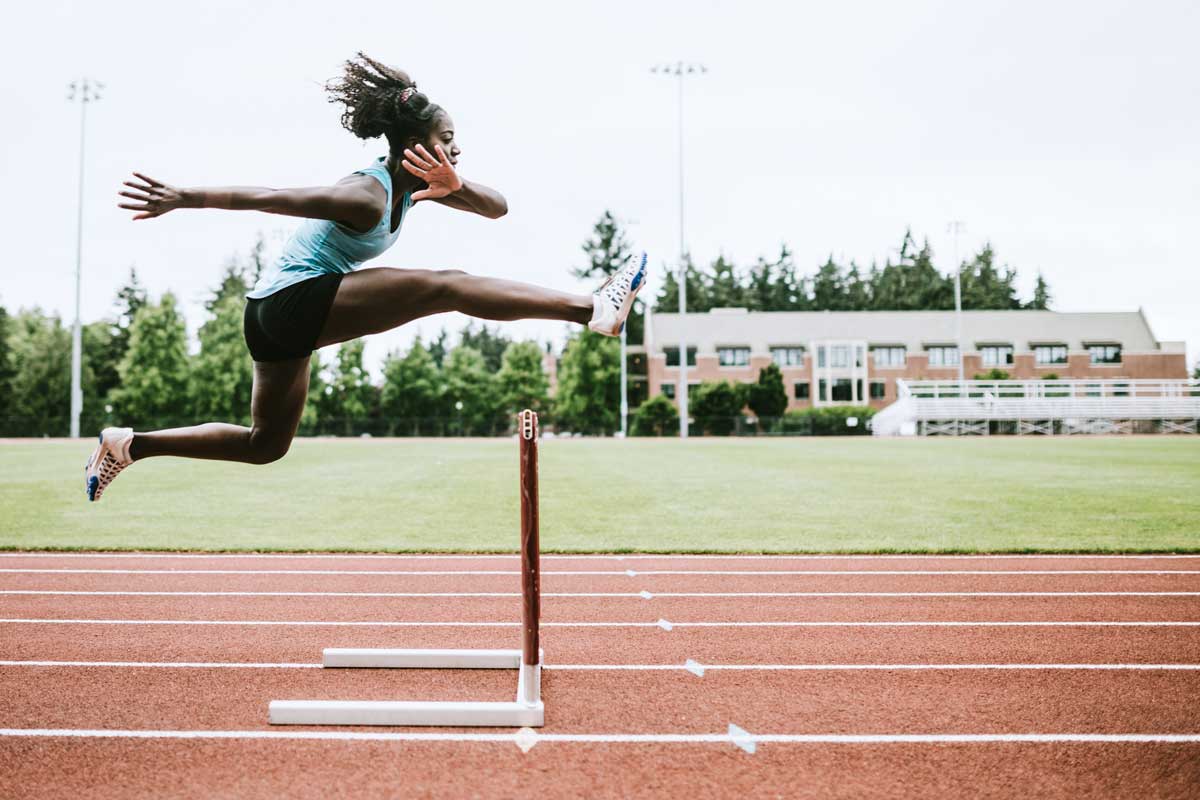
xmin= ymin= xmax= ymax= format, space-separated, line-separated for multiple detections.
xmin=588 ymin=252 xmax=648 ymax=337
xmin=85 ymin=427 xmax=134 ymax=502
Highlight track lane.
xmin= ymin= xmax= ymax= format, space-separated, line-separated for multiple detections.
xmin=2 ymin=739 xmax=1197 ymax=800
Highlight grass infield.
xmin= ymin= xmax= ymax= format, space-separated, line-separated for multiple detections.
xmin=1 ymin=436 xmax=1197 ymax=553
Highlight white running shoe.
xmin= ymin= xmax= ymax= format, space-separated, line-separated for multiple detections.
xmin=85 ymin=427 xmax=134 ymax=502
xmin=588 ymin=252 xmax=648 ymax=337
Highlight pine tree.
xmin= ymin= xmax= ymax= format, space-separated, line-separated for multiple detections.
xmin=811 ymin=256 xmax=847 ymax=310
xmin=572 ymin=210 xmax=635 ymax=281
xmin=654 ymin=254 xmax=709 ymax=313
xmin=554 ymin=330 xmax=620 ymax=435
xmin=496 ymin=341 xmax=552 ymax=422
xmin=111 ymin=293 xmax=192 ymax=426
xmin=458 ymin=322 xmax=511 ymax=373
xmin=707 ymin=254 xmax=745 ymax=309
xmin=380 ymin=337 xmax=443 ymax=434
xmin=1029 ymin=272 xmax=1052 ymax=310
xmin=844 ymin=263 xmax=872 ymax=310
xmin=428 ymin=328 xmax=449 ymax=368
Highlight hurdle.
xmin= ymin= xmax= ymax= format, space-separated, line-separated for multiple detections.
xmin=268 ymin=409 xmax=544 ymax=727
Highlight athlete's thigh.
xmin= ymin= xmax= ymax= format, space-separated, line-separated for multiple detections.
xmin=251 ymin=356 xmax=311 ymax=436
xmin=317 ymin=267 xmax=454 ymax=348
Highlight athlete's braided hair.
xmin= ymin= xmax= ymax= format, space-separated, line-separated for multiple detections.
xmin=326 ymin=52 xmax=442 ymax=150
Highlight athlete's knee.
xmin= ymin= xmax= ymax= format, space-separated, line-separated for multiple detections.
xmin=246 ymin=428 xmax=293 ymax=465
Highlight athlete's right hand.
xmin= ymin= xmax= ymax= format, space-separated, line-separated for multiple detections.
xmin=118 ymin=172 xmax=190 ymax=220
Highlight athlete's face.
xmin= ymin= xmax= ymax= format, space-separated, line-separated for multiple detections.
xmin=416 ymin=112 xmax=461 ymax=166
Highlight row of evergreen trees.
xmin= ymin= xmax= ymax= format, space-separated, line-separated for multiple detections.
xmin=0 ymin=215 xmax=1067 ymax=437
xmin=653 ymin=229 xmax=1051 ymax=315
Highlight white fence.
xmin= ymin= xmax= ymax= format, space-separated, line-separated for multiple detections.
xmin=871 ymin=379 xmax=1200 ymax=436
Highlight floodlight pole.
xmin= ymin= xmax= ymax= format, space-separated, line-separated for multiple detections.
xmin=652 ymin=62 xmax=706 ymax=438
xmin=948 ymin=220 xmax=966 ymax=385
xmin=67 ymin=78 xmax=102 ymax=439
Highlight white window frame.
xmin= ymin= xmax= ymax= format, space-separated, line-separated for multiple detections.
xmin=871 ymin=346 xmax=906 ymax=368
xmin=717 ymin=347 xmax=751 ymax=367
xmin=1086 ymin=343 xmax=1122 ymax=365
xmin=926 ymin=345 xmax=960 ymax=367
xmin=980 ymin=344 xmax=1014 ymax=366
xmin=770 ymin=346 xmax=806 ymax=368
xmin=1034 ymin=344 xmax=1068 ymax=365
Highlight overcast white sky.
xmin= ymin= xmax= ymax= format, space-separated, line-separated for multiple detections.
xmin=3 ymin=0 xmax=1197 ymax=377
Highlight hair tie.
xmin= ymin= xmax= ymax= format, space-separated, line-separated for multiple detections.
xmin=399 ymin=87 xmax=417 ymax=103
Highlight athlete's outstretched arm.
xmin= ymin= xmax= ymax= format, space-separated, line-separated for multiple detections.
xmin=117 ymin=172 xmax=382 ymax=230
xmin=404 ymin=144 xmax=507 ymax=219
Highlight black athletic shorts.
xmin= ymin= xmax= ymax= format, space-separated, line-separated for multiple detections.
xmin=243 ymin=273 xmax=344 ymax=362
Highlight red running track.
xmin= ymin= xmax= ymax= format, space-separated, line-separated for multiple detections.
xmin=1 ymin=552 xmax=1198 ymax=799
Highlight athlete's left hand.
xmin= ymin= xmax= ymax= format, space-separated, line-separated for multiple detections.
xmin=118 ymin=172 xmax=188 ymax=220
xmin=402 ymin=144 xmax=463 ymax=202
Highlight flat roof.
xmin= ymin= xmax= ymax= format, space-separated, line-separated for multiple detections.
xmin=647 ymin=309 xmax=1160 ymax=353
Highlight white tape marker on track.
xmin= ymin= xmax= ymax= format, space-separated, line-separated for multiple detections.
xmin=0 ymin=728 xmax=1198 ymax=744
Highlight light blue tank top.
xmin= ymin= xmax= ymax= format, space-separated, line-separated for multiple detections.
xmin=247 ymin=158 xmax=413 ymax=299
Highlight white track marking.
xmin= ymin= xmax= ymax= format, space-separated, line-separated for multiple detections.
xmin=0 ymin=728 xmax=1197 ymax=744
xmin=2 ymin=568 xmax=1196 ymax=575
xmin=2 ymin=660 xmax=1199 ymax=671
xmin=1 ymin=553 xmax=1197 ymax=560
xmin=2 ymin=618 xmax=1198 ymax=628
xmin=2 ymin=590 xmax=1197 ymax=598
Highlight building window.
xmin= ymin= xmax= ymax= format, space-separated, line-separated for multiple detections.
xmin=856 ymin=345 xmax=865 ymax=368
xmin=869 ymin=380 xmax=886 ymax=399
xmin=980 ymin=345 xmax=1014 ymax=366
xmin=664 ymin=347 xmax=697 ymax=367
xmin=829 ymin=345 xmax=851 ymax=368
xmin=871 ymin=346 xmax=906 ymax=368
xmin=831 ymin=378 xmax=853 ymax=402
xmin=794 ymin=382 xmax=810 ymax=400
xmin=771 ymin=347 xmax=805 ymax=367
xmin=717 ymin=347 xmax=751 ymax=367
xmin=661 ymin=383 xmax=676 ymax=399
xmin=1034 ymin=345 xmax=1068 ymax=365
xmin=926 ymin=346 xmax=960 ymax=366
xmin=1087 ymin=344 xmax=1122 ymax=365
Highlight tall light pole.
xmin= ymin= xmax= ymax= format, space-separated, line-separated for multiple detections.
xmin=948 ymin=220 xmax=966 ymax=385
xmin=67 ymin=78 xmax=103 ymax=439
xmin=651 ymin=62 xmax=706 ymax=438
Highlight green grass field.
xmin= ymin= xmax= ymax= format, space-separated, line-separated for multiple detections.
xmin=1 ymin=436 xmax=1197 ymax=553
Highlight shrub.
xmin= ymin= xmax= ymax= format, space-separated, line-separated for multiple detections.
xmin=632 ymin=395 xmax=679 ymax=437
xmin=691 ymin=380 xmax=748 ymax=436
xmin=781 ymin=405 xmax=876 ymax=436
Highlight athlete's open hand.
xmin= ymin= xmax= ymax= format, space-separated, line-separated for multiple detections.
xmin=402 ymin=144 xmax=463 ymax=202
xmin=118 ymin=173 xmax=187 ymax=220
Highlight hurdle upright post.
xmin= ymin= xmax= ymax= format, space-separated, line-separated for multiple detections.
xmin=519 ymin=409 xmax=540 ymax=705
xmin=268 ymin=410 xmax=545 ymax=727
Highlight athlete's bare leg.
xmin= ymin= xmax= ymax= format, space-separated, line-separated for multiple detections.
xmin=317 ymin=267 xmax=593 ymax=348
xmin=129 ymin=357 xmax=310 ymax=463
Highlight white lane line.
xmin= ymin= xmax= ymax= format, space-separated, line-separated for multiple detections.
xmin=2 ymin=569 xmax=1196 ymax=576
xmin=2 ymin=591 xmax=1197 ymax=598
xmin=2 ymin=619 xmax=1198 ymax=628
xmin=2 ymin=553 xmax=1197 ymax=560
xmin=0 ymin=728 xmax=1197 ymax=744
xmin=2 ymin=660 xmax=1199 ymax=671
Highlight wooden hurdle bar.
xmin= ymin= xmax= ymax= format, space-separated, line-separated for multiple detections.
xmin=268 ymin=410 xmax=544 ymax=727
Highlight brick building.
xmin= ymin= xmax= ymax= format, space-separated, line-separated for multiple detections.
xmin=636 ymin=308 xmax=1188 ymax=411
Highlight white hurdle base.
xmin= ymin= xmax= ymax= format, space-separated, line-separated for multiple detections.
xmin=269 ymin=648 xmax=544 ymax=727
